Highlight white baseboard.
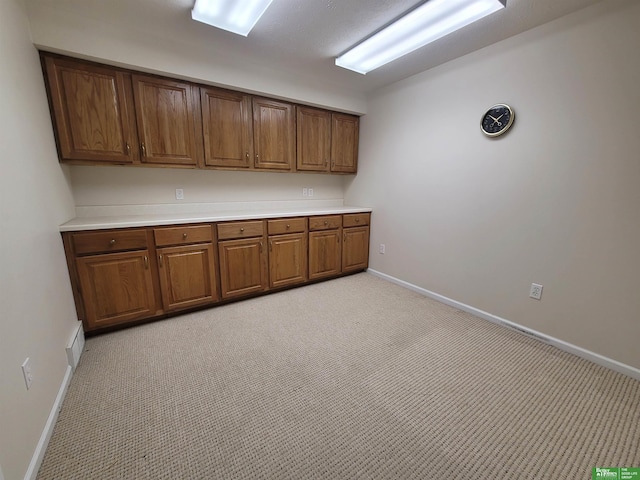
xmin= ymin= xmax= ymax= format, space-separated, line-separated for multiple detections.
xmin=24 ymin=365 xmax=73 ymax=480
xmin=367 ymin=269 xmax=640 ymax=381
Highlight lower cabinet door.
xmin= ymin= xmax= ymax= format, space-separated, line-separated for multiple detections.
xmin=157 ymin=243 xmax=218 ymax=311
xmin=309 ymin=229 xmax=342 ymax=280
xmin=269 ymin=233 xmax=307 ymax=288
xmin=342 ymin=226 xmax=370 ymax=273
xmin=218 ymin=237 xmax=267 ymax=299
xmin=76 ymin=250 xmax=157 ymax=329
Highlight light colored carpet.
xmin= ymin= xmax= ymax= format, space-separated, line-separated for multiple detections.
xmin=37 ymin=272 xmax=639 ymax=479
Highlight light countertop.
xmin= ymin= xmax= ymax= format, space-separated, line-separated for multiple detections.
xmin=60 ymin=203 xmax=372 ymax=232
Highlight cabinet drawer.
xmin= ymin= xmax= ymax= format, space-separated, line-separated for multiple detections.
xmin=154 ymin=225 xmax=212 ymax=247
xmin=343 ymin=213 xmax=370 ymax=228
xmin=217 ymin=221 xmax=264 ymax=240
xmin=72 ymin=229 xmax=148 ymax=255
xmin=268 ymin=217 xmax=307 ymax=235
xmin=309 ymin=215 xmax=342 ymax=231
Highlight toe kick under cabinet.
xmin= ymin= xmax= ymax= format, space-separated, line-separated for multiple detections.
xmin=62 ymin=212 xmax=370 ymax=333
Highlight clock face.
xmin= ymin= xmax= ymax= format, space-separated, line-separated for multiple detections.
xmin=481 ymin=104 xmax=515 ymax=137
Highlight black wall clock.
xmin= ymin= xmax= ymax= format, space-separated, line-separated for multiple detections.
xmin=481 ymin=104 xmax=515 ymax=137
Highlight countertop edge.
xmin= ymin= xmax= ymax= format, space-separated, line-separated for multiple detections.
xmin=60 ymin=206 xmax=373 ymax=232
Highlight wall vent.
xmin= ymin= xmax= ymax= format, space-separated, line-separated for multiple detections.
xmin=66 ymin=322 xmax=85 ymax=371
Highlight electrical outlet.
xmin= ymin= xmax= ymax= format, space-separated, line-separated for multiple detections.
xmin=21 ymin=358 xmax=33 ymax=390
xmin=529 ymin=283 xmax=543 ymax=300
xmin=302 ymin=187 xmax=308 ymax=197
xmin=175 ymin=188 xmax=184 ymax=200
xmin=379 ymin=244 xmax=385 ymax=254
xmin=308 ymin=188 xmax=314 ymax=197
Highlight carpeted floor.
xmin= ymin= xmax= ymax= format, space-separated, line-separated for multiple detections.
xmin=37 ymin=273 xmax=640 ymax=479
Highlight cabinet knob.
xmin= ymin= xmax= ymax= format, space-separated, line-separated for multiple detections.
xmin=286 ymin=224 xmax=290 ymax=229
xmin=240 ymin=227 xmax=245 ymax=233
xmin=109 ymin=239 xmax=116 ymax=245
xmin=183 ymin=233 xmax=188 ymax=239
xmin=355 ymin=218 xmax=360 ymax=223
xmin=140 ymin=143 xmax=146 ymax=157
xmin=324 ymin=221 xmax=328 ymax=226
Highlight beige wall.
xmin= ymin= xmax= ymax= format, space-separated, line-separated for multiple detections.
xmin=70 ymin=166 xmax=346 ymax=207
xmin=0 ymin=0 xmax=78 ymax=478
xmin=346 ymin=0 xmax=640 ymax=370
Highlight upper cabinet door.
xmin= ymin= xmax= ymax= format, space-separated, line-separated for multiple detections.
xmin=331 ymin=113 xmax=359 ymax=173
xmin=252 ymin=97 xmax=295 ymax=171
xmin=201 ymin=87 xmax=253 ymax=169
xmin=132 ymin=75 xmax=202 ymax=166
xmin=43 ymin=55 xmax=138 ymax=164
xmin=296 ymin=106 xmax=331 ymax=172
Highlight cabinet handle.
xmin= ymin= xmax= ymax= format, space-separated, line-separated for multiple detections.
xmin=260 ymin=241 xmax=263 ymax=253
xmin=269 ymin=241 xmax=272 ymax=252
xmin=344 ymin=233 xmax=347 ymax=243
xmin=182 ymin=233 xmax=188 ymax=239
xmin=158 ymin=254 xmax=163 ymax=267
xmin=126 ymin=143 xmax=131 ymax=155
xmin=254 ymin=154 xmax=259 ymax=167
xmin=140 ymin=143 xmax=146 ymax=157
xmin=144 ymin=256 xmax=149 ymax=269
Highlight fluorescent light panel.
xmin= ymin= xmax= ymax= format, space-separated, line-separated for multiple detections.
xmin=191 ymin=0 xmax=273 ymax=36
xmin=336 ymin=0 xmax=506 ymax=74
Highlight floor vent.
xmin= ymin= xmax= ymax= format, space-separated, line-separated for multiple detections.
xmin=66 ymin=322 xmax=85 ymax=371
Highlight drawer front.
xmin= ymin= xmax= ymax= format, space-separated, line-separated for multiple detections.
xmin=154 ymin=225 xmax=212 ymax=247
xmin=268 ymin=217 xmax=307 ymax=235
xmin=217 ymin=221 xmax=264 ymax=240
xmin=343 ymin=213 xmax=370 ymax=228
xmin=72 ymin=229 xmax=148 ymax=255
xmin=309 ymin=215 xmax=342 ymax=231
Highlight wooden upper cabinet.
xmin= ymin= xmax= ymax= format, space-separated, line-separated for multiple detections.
xmin=252 ymin=97 xmax=295 ymax=171
xmin=297 ymin=106 xmax=331 ymax=172
xmin=132 ymin=74 xmax=202 ymax=167
xmin=331 ymin=113 xmax=359 ymax=173
xmin=42 ymin=54 xmax=358 ymax=174
xmin=43 ymin=55 xmax=138 ymax=164
xmin=201 ymin=87 xmax=253 ymax=169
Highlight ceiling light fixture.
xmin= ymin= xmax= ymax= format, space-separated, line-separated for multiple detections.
xmin=336 ymin=0 xmax=506 ymax=75
xmin=191 ymin=0 xmax=274 ymax=37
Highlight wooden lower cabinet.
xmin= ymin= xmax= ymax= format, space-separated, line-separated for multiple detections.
xmin=342 ymin=226 xmax=370 ymax=273
xmin=64 ymin=212 xmax=370 ymax=332
xmin=76 ymin=250 xmax=157 ymax=329
xmin=309 ymin=229 xmax=342 ymax=280
xmin=269 ymin=233 xmax=307 ymax=288
xmin=157 ymin=243 xmax=218 ymax=311
xmin=218 ymin=237 xmax=268 ymax=299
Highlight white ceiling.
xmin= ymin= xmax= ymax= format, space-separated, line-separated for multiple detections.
xmin=28 ymin=0 xmax=604 ymax=94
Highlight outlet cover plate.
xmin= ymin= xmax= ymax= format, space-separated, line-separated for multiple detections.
xmin=529 ymin=283 xmax=543 ymax=300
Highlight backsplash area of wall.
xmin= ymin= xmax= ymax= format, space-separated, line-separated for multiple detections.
xmin=70 ymin=165 xmax=347 ymax=208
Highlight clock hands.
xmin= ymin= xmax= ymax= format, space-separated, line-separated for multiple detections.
xmin=488 ymin=113 xmax=504 ymax=127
